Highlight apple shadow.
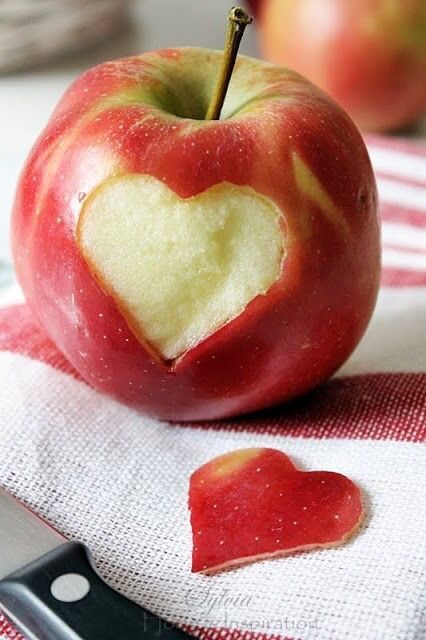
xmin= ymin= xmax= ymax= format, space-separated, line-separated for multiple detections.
xmin=210 ymin=299 xmax=426 ymax=441
xmin=209 ymin=370 xmax=422 ymax=442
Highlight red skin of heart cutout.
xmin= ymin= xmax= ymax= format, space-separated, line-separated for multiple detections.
xmin=189 ymin=448 xmax=364 ymax=573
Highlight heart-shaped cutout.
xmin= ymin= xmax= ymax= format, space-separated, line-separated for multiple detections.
xmin=77 ymin=175 xmax=285 ymax=361
xmin=189 ymin=448 xmax=364 ymax=573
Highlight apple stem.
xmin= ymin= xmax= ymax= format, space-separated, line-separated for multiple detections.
xmin=205 ymin=7 xmax=253 ymax=121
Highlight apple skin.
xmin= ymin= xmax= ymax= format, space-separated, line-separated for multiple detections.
xmin=259 ymin=0 xmax=426 ymax=132
xmin=189 ymin=448 xmax=364 ymax=572
xmin=246 ymin=0 xmax=262 ymax=18
xmin=11 ymin=48 xmax=380 ymax=421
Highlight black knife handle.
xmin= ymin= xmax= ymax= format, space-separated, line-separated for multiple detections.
xmin=0 ymin=541 xmax=190 ymax=640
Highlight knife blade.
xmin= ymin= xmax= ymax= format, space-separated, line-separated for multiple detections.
xmin=0 ymin=486 xmax=191 ymax=640
xmin=0 ymin=487 xmax=64 ymax=580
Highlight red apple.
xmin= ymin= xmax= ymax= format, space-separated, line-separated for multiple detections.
xmin=11 ymin=10 xmax=380 ymax=421
xmin=259 ymin=0 xmax=426 ymax=132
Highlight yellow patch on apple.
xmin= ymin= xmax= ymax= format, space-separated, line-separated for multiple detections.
xmin=292 ymin=153 xmax=349 ymax=235
xmin=204 ymin=448 xmax=264 ymax=480
xmin=77 ymin=175 xmax=285 ymax=360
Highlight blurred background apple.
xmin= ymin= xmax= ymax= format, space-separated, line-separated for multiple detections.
xmin=256 ymin=0 xmax=426 ymax=132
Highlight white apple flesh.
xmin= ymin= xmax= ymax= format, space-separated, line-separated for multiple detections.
xmin=78 ymin=175 xmax=285 ymax=361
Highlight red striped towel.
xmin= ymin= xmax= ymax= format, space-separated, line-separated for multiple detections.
xmin=0 ymin=135 xmax=425 ymax=640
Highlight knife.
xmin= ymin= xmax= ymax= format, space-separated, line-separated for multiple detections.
xmin=0 ymin=486 xmax=191 ymax=640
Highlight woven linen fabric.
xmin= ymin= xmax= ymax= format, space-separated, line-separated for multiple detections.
xmin=0 ymin=135 xmax=425 ymax=640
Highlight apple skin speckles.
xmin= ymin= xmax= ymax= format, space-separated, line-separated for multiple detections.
xmin=189 ymin=448 xmax=364 ymax=573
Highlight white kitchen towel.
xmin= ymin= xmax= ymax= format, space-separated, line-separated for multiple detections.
xmin=0 ymin=135 xmax=425 ymax=640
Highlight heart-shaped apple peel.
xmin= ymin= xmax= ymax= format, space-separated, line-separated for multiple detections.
xmin=77 ymin=175 xmax=284 ymax=361
xmin=189 ymin=448 xmax=364 ymax=573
